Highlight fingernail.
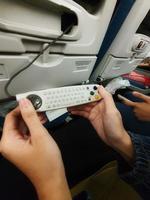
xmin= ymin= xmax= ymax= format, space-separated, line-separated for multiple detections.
xmin=19 ymin=98 xmax=30 ymax=108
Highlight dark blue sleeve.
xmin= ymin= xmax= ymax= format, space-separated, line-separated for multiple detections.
xmin=117 ymin=132 xmax=150 ymax=200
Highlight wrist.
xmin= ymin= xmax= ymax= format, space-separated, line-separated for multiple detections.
xmin=35 ymin=171 xmax=71 ymax=200
xmin=111 ymin=131 xmax=135 ymax=164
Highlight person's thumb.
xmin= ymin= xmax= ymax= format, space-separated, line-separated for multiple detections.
xmin=98 ymin=85 xmax=116 ymax=111
xmin=19 ymin=98 xmax=43 ymax=135
xmin=132 ymin=92 xmax=150 ymax=103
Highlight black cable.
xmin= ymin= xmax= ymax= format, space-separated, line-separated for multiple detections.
xmin=4 ymin=24 xmax=74 ymax=97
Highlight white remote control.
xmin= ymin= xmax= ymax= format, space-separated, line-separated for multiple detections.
xmin=16 ymin=84 xmax=101 ymax=112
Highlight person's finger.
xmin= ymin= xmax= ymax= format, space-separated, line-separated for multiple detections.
xmin=37 ymin=113 xmax=48 ymax=124
xmin=69 ymin=106 xmax=92 ymax=113
xmin=18 ymin=119 xmax=29 ymax=137
xmin=117 ymin=94 xmax=137 ymax=107
xmin=19 ymin=99 xmax=44 ymax=135
xmin=132 ymin=91 xmax=150 ymax=102
xmin=71 ymin=110 xmax=89 ymax=118
xmin=40 ymin=117 xmax=48 ymax=124
xmin=68 ymin=103 xmax=96 ymax=112
xmin=133 ymin=109 xmax=142 ymax=121
xmin=3 ymin=107 xmax=20 ymax=133
xmin=98 ymin=86 xmax=116 ymax=111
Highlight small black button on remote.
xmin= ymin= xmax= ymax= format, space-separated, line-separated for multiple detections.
xmin=90 ymin=91 xmax=94 ymax=95
xmin=93 ymin=86 xmax=97 ymax=90
xmin=27 ymin=94 xmax=42 ymax=110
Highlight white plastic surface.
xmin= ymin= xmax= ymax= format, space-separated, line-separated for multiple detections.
xmin=132 ymin=34 xmax=150 ymax=56
xmin=108 ymin=0 xmax=150 ymax=58
xmin=0 ymin=0 xmax=62 ymax=39
xmin=91 ymin=0 xmax=150 ymax=81
xmin=16 ymin=84 xmax=101 ymax=112
xmin=0 ymin=0 xmax=117 ymax=54
xmin=0 ymin=33 xmax=25 ymax=52
xmin=0 ymin=55 xmax=96 ymax=99
xmin=0 ymin=0 xmax=117 ymax=99
xmin=92 ymin=55 xmax=143 ymax=80
xmin=46 ymin=108 xmax=68 ymax=122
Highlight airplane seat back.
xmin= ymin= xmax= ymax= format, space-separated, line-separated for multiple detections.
xmin=91 ymin=0 xmax=150 ymax=83
xmin=0 ymin=0 xmax=117 ymax=99
xmin=93 ymin=0 xmax=135 ymax=72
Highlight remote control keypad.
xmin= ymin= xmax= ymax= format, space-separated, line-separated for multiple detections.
xmin=16 ymin=84 xmax=101 ymax=112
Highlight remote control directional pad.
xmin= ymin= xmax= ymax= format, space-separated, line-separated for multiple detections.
xmin=27 ymin=94 xmax=42 ymax=110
